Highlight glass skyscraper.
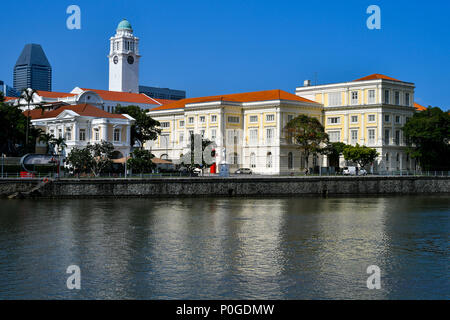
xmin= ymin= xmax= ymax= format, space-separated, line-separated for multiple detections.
xmin=13 ymin=44 xmax=52 ymax=92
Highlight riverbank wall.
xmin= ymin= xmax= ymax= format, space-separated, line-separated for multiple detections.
xmin=1 ymin=176 xmax=449 ymax=199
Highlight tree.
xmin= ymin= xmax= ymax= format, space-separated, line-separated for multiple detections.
xmin=115 ymin=105 xmax=161 ymax=148
xmin=402 ymin=107 xmax=450 ymax=171
xmin=90 ymin=141 xmax=114 ymax=176
xmin=39 ymin=133 xmax=55 ymax=154
xmin=322 ymin=142 xmax=348 ymax=168
xmin=51 ymin=136 xmax=67 ymax=155
xmin=17 ymin=88 xmax=37 ymax=152
xmin=342 ymin=144 xmax=379 ymax=169
xmin=66 ymin=141 xmax=115 ymax=176
xmin=285 ymin=114 xmax=329 ymax=169
xmin=0 ymin=92 xmax=28 ymax=156
xmin=66 ymin=147 xmax=93 ymax=175
xmin=127 ymin=148 xmax=155 ymax=173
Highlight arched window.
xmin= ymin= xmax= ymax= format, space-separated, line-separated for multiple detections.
xmin=288 ymin=152 xmax=293 ymax=169
xmin=250 ymin=153 xmax=256 ymax=168
xmin=266 ymin=152 xmax=273 ymax=168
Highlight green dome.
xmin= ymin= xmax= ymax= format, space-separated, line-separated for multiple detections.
xmin=117 ymin=19 xmax=132 ymax=30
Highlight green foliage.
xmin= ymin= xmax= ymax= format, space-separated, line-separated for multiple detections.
xmin=39 ymin=133 xmax=55 ymax=154
xmin=402 ymin=107 xmax=450 ymax=170
xmin=127 ymin=148 xmax=155 ymax=173
xmin=342 ymin=144 xmax=379 ymax=168
xmin=285 ymin=114 xmax=329 ymax=168
xmin=0 ymin=93 xmax=30 ymax=155
xmin=322 ymin=142 xmax=348 ymax=168
xmin=66 ymin=141 xmax=115 ymax=176
xmin=115 ymin=105 xmax=161 ymax=147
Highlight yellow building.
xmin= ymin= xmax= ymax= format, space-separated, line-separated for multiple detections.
xmin=146 ymin=89 xmax=322 ymax=174
xmin=296 ymin=74 xmax=417 ymax=171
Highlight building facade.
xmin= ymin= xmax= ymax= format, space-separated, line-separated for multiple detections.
xmin=14 ymin=44 xmax=52 ymax=92
xmin=139 ymin=86 xmax=186 ymax=101
xmin=295 ymin=74 xmax=417 ymax=171
xmin=28 ymin=104 xmax=134 ymax=159
xmin=146 ymin=89 xmax=323 ymax=174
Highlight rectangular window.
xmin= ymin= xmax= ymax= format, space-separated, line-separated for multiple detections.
xmin=328 ymin=131 xmax=341 ymax=143
xmin=351 ymin=115 xmax=358 ymax=123
xmin=328 ymin=92 xmax=341 ymax=106
xmin=188 ymin=117 xmax=194 ymax=124
xmin=249 ymin=129 xmax=258 ymax=144
xmin=228 ymin=116 xmax=240 ymax=123
xmin=384 ymin=115 xmax=390 ymax=122
xmin=211 ymin=129 xmax=217 ymax=141
xmin=395 ymin=115 xmax=401 ymax=124
xmin=249 ymin=115 xmax=258 ymax=123
xmin=384 ymin=90 xmax=390 ymax=104
xmin=368 ymin=114 xmax=376 ymax=122
xmin=368 ymin=90 xmax=376 ymax=104
xmin=200 ymin=129 xmax=205 ymax=137
xmin=327 ymin=117 xmax=340 ymax=124
xmin=66 ymin=129 xmax=71 ymax=141
xmin=79 ymin=129 xmax=86 ymax=141
xmin=405 ymin=93 xmax=410 ymax=106
xmin=351 ymin=91 xmax=358 ymax=105
xmin=384 ymin=129 xmax=390 ymax=145
xmin=351 ymin=130 xmax=358 ymax=144
xmin=266 ymin=128 xmax=274 ymax=144
xmin=114 ymin=128 xmax=120 ymax=142
xmin=211 ymin=115 xmax=217 ymax=123
xmin=160 ymin=122 xmax=170 ymax=128
xmin=199 ymin=116 xmax=205 ymax=123
xmin=395 ymin=130 xmax=400 ymax=145
xmin=395 ymin=91 xmax=400 ymax=105
xmin=287 ymin=114 xmax=294 ymax=122
xmin=266 ymin=114 xmax=275 ymax=122
xmin=58 ymin=129 xmax=62 ymax=138
xmin=179 ymin=120 xmax=184 ymax=127
xmin=368 ymin=129 xmax=375 ymax=144
xmin=95 ymin=130 xmax=99 ymax=141
xmin=160 ymin=135 xmax=169 ymax=148
xmin=179 ymin=133 xmax=184 ymax=144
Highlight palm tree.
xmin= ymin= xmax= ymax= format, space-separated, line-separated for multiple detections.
xmin=51 ymin=136 xmax=67 ymax=155
xmin=39 ymin=133 xmax=55 ymax=154
xmin=17 ymin=88 xmax=37 ymax=152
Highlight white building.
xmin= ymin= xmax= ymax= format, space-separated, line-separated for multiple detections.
xmin=28 ymin=104 xmax=135 ymax=160
xmin=108 ymin=19 xmax=140 ymax=93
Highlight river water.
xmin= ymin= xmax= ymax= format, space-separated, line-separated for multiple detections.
xmin=0 ymin=196 xmax=448 ymax=299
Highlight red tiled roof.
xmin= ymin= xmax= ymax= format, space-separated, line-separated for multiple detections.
xmin=36 ymin=90 xmax=76 ymax=98
xmin=24 ymin=104 xmax=128 ymax=120
xmin=353 ymin=74 xmax=402 ymax=82
xmin=81 ymin=88 xmax=159 ymax=105
xmin=153 ymin=98 xmax=177 ymax=105
xmin=150 ymin=89 xmax=318 ymax=111
xmin=4 ymin=96 xmax=17 ymax=102
xmin=414 ymin=102 xmax=427 ymax=111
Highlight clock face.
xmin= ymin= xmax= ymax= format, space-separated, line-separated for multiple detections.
xmin=113 ymin=56 xmax=118 ymax=64
xmin=127 ymin=55 xmax=134 ymax=65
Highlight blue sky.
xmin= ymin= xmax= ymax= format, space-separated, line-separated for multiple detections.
xmin=0 ymin=0 xmax=449 ymax=109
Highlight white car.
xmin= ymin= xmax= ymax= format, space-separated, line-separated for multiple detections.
xmin=343 ymin=166 xmax=367 ymax=176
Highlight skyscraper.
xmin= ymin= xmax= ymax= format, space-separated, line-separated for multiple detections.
xmin=13 ymin=44 xmax=52 ymax=92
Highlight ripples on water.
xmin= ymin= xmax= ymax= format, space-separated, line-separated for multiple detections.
xmin=0 ymin=196 xmax=448 ymax=299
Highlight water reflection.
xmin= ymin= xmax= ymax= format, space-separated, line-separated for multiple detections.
xmin=0 ymin=196 xmax=448 ymax=299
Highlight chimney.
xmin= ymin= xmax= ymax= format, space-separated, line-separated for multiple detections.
xmin=304 ymin=80 xmax=311 ymax=87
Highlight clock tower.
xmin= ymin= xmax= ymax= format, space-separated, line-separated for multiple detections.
xmin=108 ymin=19 xmax=140 ymax=93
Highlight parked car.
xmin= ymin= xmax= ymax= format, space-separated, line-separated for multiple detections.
xmin=343 ymin=166 xmax=368 ymax=176
xmin=235 ymin=168 xmax=252 ymax=174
